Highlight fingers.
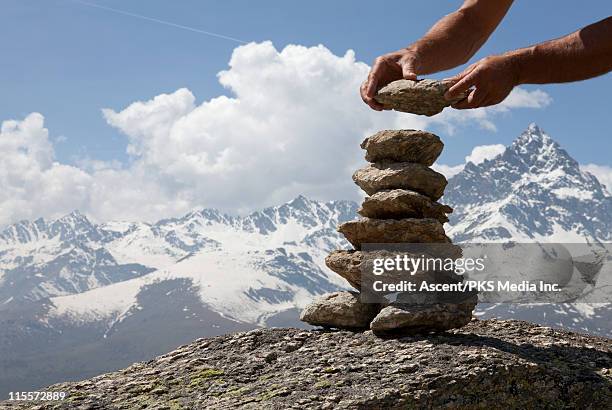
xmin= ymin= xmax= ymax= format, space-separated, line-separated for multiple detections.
xmin=360 ymin=79 xmax=384 ymax=111
xmin=452 ymin=87 xmax=488 ymax=109
xmin=401 ymin=62 xmax=418 ymax=81
xmin=445 ymin=55 xmax=518 ymax=109
xmin=360 ymin=51 xmax=419 ymax=111
xmin=360 ymin=57 xmax=389 ymax=111
xmin=445 ymin=68 xmax=478 ymax=101
xmin=365 ymin=62 xmax=380 ymax=99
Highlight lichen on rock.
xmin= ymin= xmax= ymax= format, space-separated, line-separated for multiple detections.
xmin=6 ymin=320 xmax=611 ymax=409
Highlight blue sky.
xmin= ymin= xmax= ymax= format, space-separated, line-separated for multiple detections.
xmin=0 ymin=0 xmax=610 ymax=224
xmin=3 ymin=0 xmax=611 ymax=164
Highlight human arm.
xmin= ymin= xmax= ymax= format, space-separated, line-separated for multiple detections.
xmin=360 ymin=0 xmax=513 ymax=110
xmin=446 ymin=16 xmax=612 ymax=109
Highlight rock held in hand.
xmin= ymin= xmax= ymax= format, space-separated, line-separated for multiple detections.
xmin=353 ymin=161 xmax=447 ymax=201
xmin=374 ymin=79 xmax=467 ymax=116
xmin=359 ymin=189 xmax=452 ymax=222
xmin=300 ymin=291 xmax=381 ymax=329
xmin=337 ymin=217 xmax=450 ymax=250
xmin=361 ymin=129 xmax=443 ymax=165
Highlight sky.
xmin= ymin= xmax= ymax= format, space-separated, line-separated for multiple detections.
xmin=0 ymin=0 xmax=610 ymax=225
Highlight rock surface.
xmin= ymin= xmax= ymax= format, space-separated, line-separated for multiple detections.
xmin=359 ymin=189 xmax=453 ymax=222
xmin=360 ymin=129 xmax=443 ymax=165
xmin=324 ymin=250 xmax=364 ymax=290
xmin=370 ymin=296 xmax=478 ymax=335
xmin=5 ymin=320 xmax=610 ymax=409
xmin=374 ymin=79 xmax=466 ymax=116
xmin=299 ymin=291 xmax=381 ymax=329
xmin=353 ymin=161 xmax=447 ymax=200
xmin=338 ymin=218 xmax=450 ymax=249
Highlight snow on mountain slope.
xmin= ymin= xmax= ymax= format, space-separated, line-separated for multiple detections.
xmin=3 ymin=123 xmax=610 ymax=399
xmin=443 ymin=124 xmax=612 ymax=336
xmin=0 ymin=212 xmax=153 ymax=304
xmin=50 ymin=245 xmax=333 ymax=326
xmin=444 ymin=124 xmax=611 ymax=243
xmin=32 ymin=196 xmax=356 ymax=327
xmin=1 ymin=124 xmax=610 ymax=335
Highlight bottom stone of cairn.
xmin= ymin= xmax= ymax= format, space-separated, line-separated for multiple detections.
xmin=369 ymin=295 xmax=478 ymax=335
xmin=299 ymin=291 xmax=381 ymax=329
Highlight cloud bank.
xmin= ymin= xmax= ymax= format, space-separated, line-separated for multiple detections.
xmin=0 ymin=41 xmax=556 ymax=226
xmin=432 ymin=144 xmax=507 ymax=178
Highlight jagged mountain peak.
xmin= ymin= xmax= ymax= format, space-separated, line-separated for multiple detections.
xmin=445 ymin=124 xmax=611 ymax=242
xmin=505 ymin=124 xmax=579 ymax=174
xmin=521 ymin=122 xmax=547 ymax=140
xmin=53 ymin=209 xmax=93 ymax=227
xmin=0 ymin=209 xmax=99 ymax=245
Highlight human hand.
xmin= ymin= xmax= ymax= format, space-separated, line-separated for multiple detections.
xmin=360 ymin=49 xmax=420 ymax=111
xmin=444 ymin=54 xmax=520 ymax=109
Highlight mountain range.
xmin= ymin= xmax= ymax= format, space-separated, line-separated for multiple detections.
xmin=0 ymin=124 xmax=610 ymax=397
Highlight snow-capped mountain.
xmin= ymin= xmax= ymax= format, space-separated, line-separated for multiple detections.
xmin=0 ymin=124 xmax=610 ymax=397
xmin=443 ymin=124 xmax=611 ymax=337
xmin=445 ymin=123 xmax=611 ymax=243
xmin=1 ymin=196 xmax=356 ymax=323
xmin=0 ymin=196 xmax=357 ymax=396
xmin=0 ymin=211 xmax=154 ymax=305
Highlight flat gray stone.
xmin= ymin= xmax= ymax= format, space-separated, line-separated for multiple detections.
xmin=361 ymin=129 xmax=443 ymax=165
xmin=353 ymin=161 xmax=447 ymax=200
xmin=374 ymin=79 xmax=467 ymax=116
xmin=299 ymin=291 xmax=381 ymax=329
xmin=359 ymin=189 xmax=452 ymax=222
xmin=370 ymin=295 xmax=478 ymax=334
xmin=337 ymin=217 xmax=450 ymax=250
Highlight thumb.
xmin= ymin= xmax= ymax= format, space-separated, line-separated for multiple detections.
xmin=401 ymin=62 xmax=418 ymax=80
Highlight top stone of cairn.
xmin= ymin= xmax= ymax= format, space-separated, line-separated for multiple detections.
xmin=374 ymin=79 xmax=466 ymax=116
xmin=361 ymin=129 xmax=443 ymax=165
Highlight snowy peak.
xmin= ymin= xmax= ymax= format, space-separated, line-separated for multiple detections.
xmin=0 ymin=196 xmax=356 ymax=308
xmin=149 ymin=196 xmax=357 ymax=237
xmin=0 ymin=210 xmax=100 ymax=245
xmin=243 ymin=196 xmax=356 ymax=234
xmin=507 ymin=123 xmax=578 ymax=175
xmin=48 ymin=210 xmax=100 ymax=242
xmin=445 ymin=124 xmax=611 ymax=243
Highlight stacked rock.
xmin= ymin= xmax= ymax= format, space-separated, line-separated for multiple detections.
xmin=300 ymin=129 xmax=477 ymax=335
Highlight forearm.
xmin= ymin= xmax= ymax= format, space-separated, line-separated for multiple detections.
xmin=509 ymin=17 xmax=612 ymax=84
xmin=407 ymin=0 xmax=513 ymax=74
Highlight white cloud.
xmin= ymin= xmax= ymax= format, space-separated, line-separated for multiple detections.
xmin=0 ymin=113 xmax=92 ymax=225
xmin=465 ymin=144 xmax=506 ymax=165
xmin=431 ymin=163 xmax=464 ymax=179
xmin=496 ymin=87 xmax=552 ymax=110
xmin=0 ymin=42 xmax=553 ymax=226
xmin=582 ymin=164 xmax=612 ymax=193
xmin=434 ymin=144 xmax=506 ymax=178
xmin=430 ymin=88 xmax=552 ymax=134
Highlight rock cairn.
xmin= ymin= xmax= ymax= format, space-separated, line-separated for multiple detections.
xmin=301 ymin=128 xmax=477 ymax=335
